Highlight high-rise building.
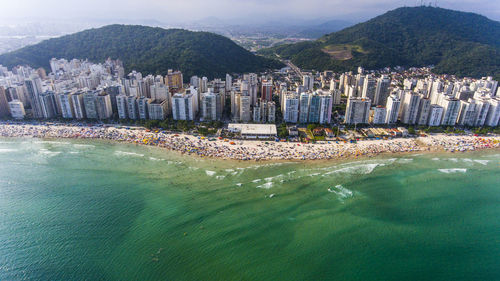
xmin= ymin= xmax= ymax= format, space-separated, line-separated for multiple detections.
xmin=96 ymin=93 xmax=113 ymax=120
xmin=401 ymin=92 xmax=421 ymax=125
xmin=201 ymin=92 xmax=218 ymax=121
xmin=58 ymin=92 xmax=74 ymax=119
xmin=385 ymin=94 xmax=401 ymax=124
xmin=283 ymin=93 xmax=299 ymax=123
xmin=8 ymin=100 xmax=25 ymax=119
xmin=303 ymin=74 xmax=314 ymax=91
xmin=200 ymin=77 xmax=208 ymax=93
xmin=136 ymin=97 xmax=151 ymax=120
xmin=416 ymin=97 xmax=431 ymax=126
xmin=361 ymin=75 xmax=377 ymax=102
xmin=126 ymin=96 xmax=138 ymax=120
xmin=25 ymin=75 xmax=44 ymax=118
xmin=428 ymin=105 xmax=444 ymax=126
xmin=440 ymin=97 xmax=461 ymax=126
xmin=307 ymin=94 xmax=321 ymax=123
xmin=225 ymin=74 xmax=232 ymax=93
xmin=148 ymin=100 xmax=168 ymax=120
xmin=375 ymin=75 xmax=391 ymax=106
xmin=38 ymin=91 xmax=58 ymax=119
xmin=299 ymin=92 xmax=310 ymax=123
xmin=318 ymin=94 xmax=333 ymax=124
xmin=239 ymin=95 xmax=251 ymax=122
xmin=457 ymin=99 xmax=478 ymax=126
xmin=165 ymin=70 xmax=183 ymax=92
xmin=473 ymin=98 xmax=490 ymax=127
xmin=190 ymin=76 xmax=199 ymax=89
xmin=261 ymin=81 xmax=273 ymax=101
xmin=345 ymin=97 xmax=371 ymax=124
xmin=83 ymin=91 xmax=98 ymax=119
xmin=371 ymin=106 xmax=387 ymax=124
xmin=267 ymin=101 xmax=276 ymax=123
xmin=116 ymin=94 xmax=128 ymax=119
xmin=104 ymin=85 xmax=121 ymax=115
xmin=172 ymin=92 xmax=196 ymax=121
xmin=0 ymin=87 xmax=10 ymax=118
xmin=485 ymin=98 xmax=500 ymax=126
xmin=71 ymin=91 xmax=85 ymax=119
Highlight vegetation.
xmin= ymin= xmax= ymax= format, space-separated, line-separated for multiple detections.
xmin=277 ymin=123 xmax=289 ymax=139
xmin=0 ymin=25 xmax=282 ymax=79
xmin=258 ymin=6 xmax=500 ymax=78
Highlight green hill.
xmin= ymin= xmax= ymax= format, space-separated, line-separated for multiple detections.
xmin=0 ymin=25 xmax=282 ymax=79
xmin=259 ymin=7 xmax=500 ymax=79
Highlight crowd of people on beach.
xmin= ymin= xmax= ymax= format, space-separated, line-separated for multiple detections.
xmin=0 ymin=123 xmax=498 ymax=161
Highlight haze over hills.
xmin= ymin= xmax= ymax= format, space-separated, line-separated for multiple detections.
xmin=0 ymin=25 xmax=282 ymax=79
xmin=258 ymin=6 xmax=500 ymax=79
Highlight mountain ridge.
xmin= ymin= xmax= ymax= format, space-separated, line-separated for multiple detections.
xmin=0 ymin=24 xmax=282 ymax=79
xmin=258 ymin=6 xmax=500 ymax=79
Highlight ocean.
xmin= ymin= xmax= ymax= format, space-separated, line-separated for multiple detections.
xmin=0 ymin=138 xmax=499 ymax=281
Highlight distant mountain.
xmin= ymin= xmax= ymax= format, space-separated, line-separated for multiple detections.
xmin=0 ymin=24 xmax=282 ymax=79
xmin=258 ymin=7 xmax=500 ymax=79
xmin=294 ymin=20 xmax=354 ymax=39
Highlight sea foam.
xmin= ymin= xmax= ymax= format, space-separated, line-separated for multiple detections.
xmin=438 ymin=168 xmax=467 ymax=174
xmin=114 ymin=151 xmax=144 ymax=157
xmin=328 ymin=185 xmax=354 ymax=199
xmin=257 ymin=182 xmax=273 ymax=189
xmin=205 ymin=170 xmax=216 ymax=176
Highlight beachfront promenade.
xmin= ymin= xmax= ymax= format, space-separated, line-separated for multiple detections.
xmin=0 ymin=123 xmax=498 ymax=161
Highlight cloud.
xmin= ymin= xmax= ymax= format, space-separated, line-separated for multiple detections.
xmin=2 ymin=0 xmax=499 ymax=22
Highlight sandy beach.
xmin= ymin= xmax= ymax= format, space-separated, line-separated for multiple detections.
xmin=0 ymin=123 xmax=499 ymax=161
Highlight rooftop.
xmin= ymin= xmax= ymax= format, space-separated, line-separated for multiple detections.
xmin=228 ymin=123 xmax=277 ymax=136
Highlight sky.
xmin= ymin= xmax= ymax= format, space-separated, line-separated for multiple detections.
xmin=1 ymin=0 xmax=499 ymax=24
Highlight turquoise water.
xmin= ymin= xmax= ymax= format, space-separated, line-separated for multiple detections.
xmin=0 ymin=138 xmax=499 ymax=281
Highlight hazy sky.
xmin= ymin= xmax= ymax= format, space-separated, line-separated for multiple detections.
xmin=2 ymin=0 xmax=500 ymax=23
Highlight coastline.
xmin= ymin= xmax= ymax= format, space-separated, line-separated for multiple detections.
xmin=1 ymin=123 xmax=499 ymax=161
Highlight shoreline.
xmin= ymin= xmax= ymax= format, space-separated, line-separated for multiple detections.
xmin=1 ymin=123 xmax=499 ymax=161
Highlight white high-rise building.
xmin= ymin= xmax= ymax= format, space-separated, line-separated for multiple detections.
xmin=439 ymin=97 xmax=461 ymax=126
xmin=136 ymin=97 xmax=151 ymax=120
xmin=83 ymin=91 xmax=98 ymax=119
xmin=95 ymin=93 xmax=113 ymax=120
xmin=371 ymin=106 xmax=387 ymax=124
xmin=428 ymin=105 xmax=444 ymax=126
xmin=190 ymin=76 xmax=199 ymax=89
xmin=345 ymin=97 xmax=371 ymax=124
xmin=148 ymin=100 xmax=168 ymax=120
xmin=361 ymin=75 xmax=377 ymax=102
xmin=126 ymin=96 xmax=138 ymax=120
xmin=299 ymin=92 xmax=310 ymax=123
xmin=318 ymin=94 xmax=333 ymax=124
xmin=401 ymin=92 xmax=421 ymax=125
xmin=485 ymin=98 xmax=500 ymax=126
xmin=201 ymin=92 xmax=218 ymax=121
xmin=385 ymin=94 xmax=401 ymax=124
xmin=302 ymin=74 xmax=314 ymax=91
xmin=375 ymin=75 xmax=391 ymax=106
xmin=225 ymin=74 xmax=232 ymax=93
xmin=416 ymin=97 xmax=431 ymax=126
xmin=25 ymin=75 xmax=44 ymax=118
xmin=283 ymin=93 xmax=299 ymax=123
xmin=58 ymin=92 xmax=74 ymax=119
xmin=239 ymin=95 xmax=251 ymax=122
xmin=331 ymin=89 xmax=341 ymax=105
xmin=172 ymin=93 xmax=196 ymax=121
xmin=71 ymin=92 xmax=85 ymax=119
xmin=473 ymin=98 xmax=490 ymax=127
xmin=116 ymin=94 xmax=128 ymax=119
